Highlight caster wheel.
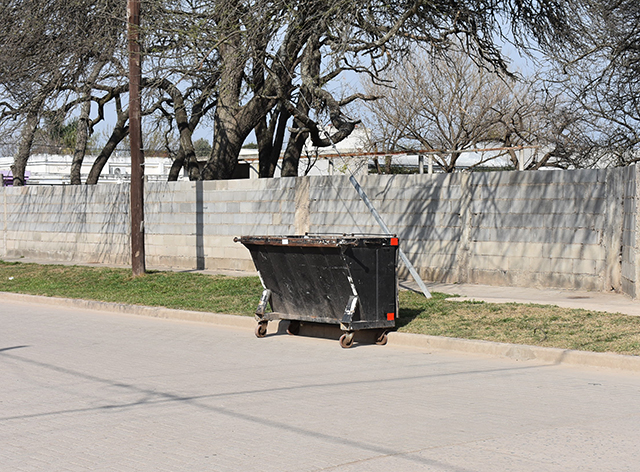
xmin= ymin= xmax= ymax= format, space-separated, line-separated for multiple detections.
xmin=376 ymin=331 xmax=388 ymax=346
xmin=339 ymin=332 xmax=355 ymax=349
xmin=287 ymin=320 xmax=301 ymax=336
xmin=255 ymin=322 xmax=268 ymax=338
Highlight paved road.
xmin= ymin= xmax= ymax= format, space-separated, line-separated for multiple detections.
xmin=2 ymin=300 xmax=639 ymax=471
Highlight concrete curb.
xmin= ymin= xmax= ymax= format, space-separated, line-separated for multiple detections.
xmin=1 ymin=292 xmax=256 ymax=330
xmin=4 ymin=291 xmax=640 ymax=372
xmin=387 ymin=332 xmax=640 ymax=372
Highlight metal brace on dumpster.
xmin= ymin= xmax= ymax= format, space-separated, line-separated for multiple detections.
xmin=256 ymin=289 xmax=272 ymax=318
xmin=341 ymin=295 xmax=359 ymax=329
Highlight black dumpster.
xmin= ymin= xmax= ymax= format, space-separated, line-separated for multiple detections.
xmin=235 ymin=234 xmax=399 ymax=348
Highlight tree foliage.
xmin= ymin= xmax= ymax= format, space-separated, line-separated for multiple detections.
xmin=1 ymin=0 xmax=625 ymax=185
xmin=550 ymin=0 xmax=640 ymax=166
xmin=32 ymin=117 xmax=97 ymax=155
xmin=364 ymin=51 xmax=518 ymax=171
xmin=0 ymin=0 xmax=125 ymax=184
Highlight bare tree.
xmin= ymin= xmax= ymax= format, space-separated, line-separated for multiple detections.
xmin=155 ymin=0 xmax=584 ymax=179
xmin=0 ymin=0 xmax=125 ymax=185
xmin=363 ymin=51 xmax=524 ymax=172
xmin=548 ymin=0 xmax=640 ymax=166
xmin=498 ymin=81 xmax=603 ymax=170
xmin=0 ymin=0 xmax=589 ymax=184
xmin=362 ymin=49 xmax=603 ymax=173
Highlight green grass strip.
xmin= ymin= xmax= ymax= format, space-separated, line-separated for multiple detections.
xmin=398 ymin=291 xmax=640 ymax=356
xmin=0 ymin=260 xmax=263 ymax=316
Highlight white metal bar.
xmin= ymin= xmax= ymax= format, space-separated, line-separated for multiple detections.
xmin=348 ymin=175 xmax=432 ymax=298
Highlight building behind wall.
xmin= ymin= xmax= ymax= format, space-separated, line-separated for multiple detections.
xmin=0 ymin=126 xmax=540 ymax=184
xmin=0 ymin=153 xmax=182 ymax=185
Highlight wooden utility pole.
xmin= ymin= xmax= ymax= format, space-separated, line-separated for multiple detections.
xmin=128 ymin=0 xmax=145 ymax=276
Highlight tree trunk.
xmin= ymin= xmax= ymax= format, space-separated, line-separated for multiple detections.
xmin=156 ymin=78 xmax=200 ymax=181
xmin=385 ymin=155 xmax=392 ymax=173
xmin=281 ymin=125 xmax=309 ymax=177
xmin=165 ymin=89 xmax=213 ymax=182
xmin=448 ymin=152 xmax=461 ymax=172
xmin=199 ymin=23 xmax=290 ymax=180
xmin=256 ymin=105 xmax=290 ymax=178
xmin=86 ymin=116 xmax=128 ymax=184
xmin=201 ymin=104 xmax=253 ymax=180
xmin=373 ymin=157 xmax=382 ymax=174
xmin=167 ymin=145 xmax=200 ymax=181
xmin=282 ymin=39 xmax=318 ymax=177
xmin=70 ymin=98 xmax=91 ymax=185
xmin=199 ymin=31 xmax=246 ymax=180
xmin=281 ymin=86 xmax=311 ymax=177
xmin=71 ymin=61 xmax=106 ymax=185
xmin=168 ymin=148 xmax=185 ymax=181
xmin=185 ymin=149 xmax=200 ymax=180
xmin=11 ymin=110 xmax=39 ymax=186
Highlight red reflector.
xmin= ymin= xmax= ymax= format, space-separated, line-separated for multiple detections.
xmin=387 ymin=312 xmax=395 ymax=321
xmin=390 ymin=238 xmax=399 ymax=246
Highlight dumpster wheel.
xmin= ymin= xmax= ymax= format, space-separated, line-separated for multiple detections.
xmin=287 ymin=320 xmax=301 ymax=336
xmin=339 ymin=332 xmax=355 ymax=349
xmin=255 ymin=321 xmax=268 ymax=338
xmin=376 ymin=331 xmax=388 ymax=346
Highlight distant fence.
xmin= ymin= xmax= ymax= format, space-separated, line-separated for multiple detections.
xmin=2 ymin=165 xmax=639 ymax=297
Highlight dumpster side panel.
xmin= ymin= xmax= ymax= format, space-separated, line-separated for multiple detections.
xmin=344 ymin=245 xmax=398 ymax=324
xmin=246 ymin=244 xmax=355 ymax=323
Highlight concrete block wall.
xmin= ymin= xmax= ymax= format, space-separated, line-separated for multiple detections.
xmin=2 ymin=183 xmax=131 ymax=265
xmin=1 ymin=165 xmax=638 ymax=297
xmin=306 ymin=168 xmax=626 ymax=293
xmin=465 ymin=169 xmax=622 ymax=292
xmin=145 ymin=178 xmax=299 ymax=271
xmin=0 ymin=178 xmax=301 ymax=273
xmin=307 ymin=173 xmax=466 ymax=283
xmin=621 ymin=166 xmax=638 ymax=297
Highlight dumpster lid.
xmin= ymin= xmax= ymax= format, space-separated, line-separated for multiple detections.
xmin=234 ymin=234 xmax=398 ymax=248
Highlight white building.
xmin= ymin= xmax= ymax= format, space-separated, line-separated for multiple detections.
xmin=0 ymin=153 xmax=183 ymax=185
xmin=1 ymin=126 xmax=536 ymax=185
xmin=239 ymin=125 xmax=371 ymax=178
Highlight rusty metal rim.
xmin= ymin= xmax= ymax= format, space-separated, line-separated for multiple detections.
xmin=234 ymin=235 xmax=397 ymax=248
